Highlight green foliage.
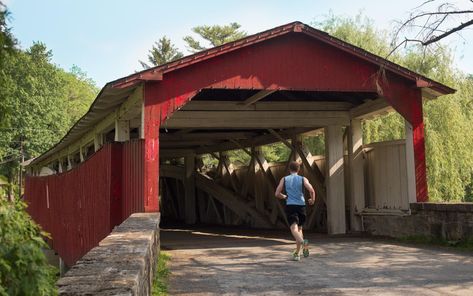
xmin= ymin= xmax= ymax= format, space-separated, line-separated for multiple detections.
xmin=0 ymin=39 xmax=98 ymax=191
xmin=0 ymin=198 xmax=58 ymax=295
xmin=303 ymin=135 xmax=325 ymax=156
xmin=315 ymin=13 xmax=473 ymax=202
xmin=140 ymin=36 xmax=184 ymax=69
xmin=0 ymin=2 xmax=16 ymax=61
xmin=183 ymin=22 xmax=247 ymax=53
xmin=315 ymin=12 xmax=393 ymax=58
xmin=262 ymin=143 xmax=291 ymax=163
xmin=152 ymin=252 xmax=171 ymax=296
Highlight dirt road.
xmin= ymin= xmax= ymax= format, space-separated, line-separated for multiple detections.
xmin=161 ymin=227 xmax=473 ymax=296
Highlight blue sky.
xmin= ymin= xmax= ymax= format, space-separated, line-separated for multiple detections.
xmin=5 ymin=0 xmax=473 ymax=87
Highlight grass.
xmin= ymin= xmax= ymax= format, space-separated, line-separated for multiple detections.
xmin=396 ymin=235 xmax=473 ymax=252
xmin=152 ymin=251 xmax=172 ymax=296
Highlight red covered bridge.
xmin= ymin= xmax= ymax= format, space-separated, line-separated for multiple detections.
xmin=24 ymin=22 xmax=454 ymax=267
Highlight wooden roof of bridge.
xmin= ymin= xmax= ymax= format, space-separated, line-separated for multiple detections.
xmin=29 ymin=21 xmax=455 ymax=166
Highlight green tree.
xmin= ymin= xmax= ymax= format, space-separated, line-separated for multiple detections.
xmin=140 ymin=36 xmax=184 ymax=69
xmin=183 ymin=22 xmax=247 ymax=53
xmin=0 ymin=1 xmax=16 ymax=60
xmin=314 ymin=13 xmax=473 ymax=201
xmin=0 ymin=198 xmax=58 ymax=295
xmin=0 ymin=42 xmax=97 ymax=197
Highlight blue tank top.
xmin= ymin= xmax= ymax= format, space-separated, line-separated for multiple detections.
xmin=284 ymin=173 xmax=305 ymax=206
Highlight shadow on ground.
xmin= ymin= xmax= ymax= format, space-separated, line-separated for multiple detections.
xmin=162 ymin=226 xmax=473 ymax=296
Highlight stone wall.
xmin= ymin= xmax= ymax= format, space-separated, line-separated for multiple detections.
xmin=363 ymin=203 xmax=473 ymax=241
xmin=57 ymin=213 xmax=160 ymax=295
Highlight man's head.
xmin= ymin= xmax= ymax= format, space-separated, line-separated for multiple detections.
xmin=289 ymin=161 xmax=300 ymax=173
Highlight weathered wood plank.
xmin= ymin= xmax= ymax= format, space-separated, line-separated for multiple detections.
xmin=242 ymin=90 xmax=276 ymax=106
xmin=181 ymin=101 xmax=354 ymax=111
xmin=163 ymin=111 xmax=350 ymax=128
xmin=350 ymin=97 xmax=392 ymax=119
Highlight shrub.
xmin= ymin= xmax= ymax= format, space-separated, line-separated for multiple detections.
xmin=0 ymin=198 xmax=57 ymax=295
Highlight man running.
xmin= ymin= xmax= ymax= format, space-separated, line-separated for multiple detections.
xmin=275 ymin=161 xmax=316 ymax=261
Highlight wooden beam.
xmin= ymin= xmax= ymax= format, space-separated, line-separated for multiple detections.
xmin=405 ymin=120 xmax=416 ymax=203
xmin=268 ymin=129 xmax=326 ymax=194
xmin=207 ymin=195 xmax=223 ymax=224
xmin=93 ymin=134 xmax=103 ymax=152
xmin=162 ymin=111 xmax=350 ymax=129
xmin=325 ymin=125 xmax=346 ymax=235
xmin=182 ymin=101 xmax=354 ymax=111
xmin=268 ymin=129 xmax=327 ymax=230
xmin=350 ymin=97 xmax=392 ymax=119
xmin=160 ymin=149 xmax=195 ymax=159
xmin=241 ymin=90 xmax=276 ymax=106
xmin=161 ymin=132 xmax=257 ymax=141
xmin=194 ymin=128 xmax=316 ymax=155
xmin=196 ymin=173 xmax=273 ymax=228
xmin=348 ymin=119 xmax=365 ymax=231
xmin=36 ymin=85 xmax=143 ymax=167
xmin=115 ymin=119 xmax=130 ymax=142
xmin=184 ymin=154 xmax=197 ymax=224
xmin=160 ymin=140 xmax=223 ymax=148
xmin=228 ymin=141 xmax=289 ymax=226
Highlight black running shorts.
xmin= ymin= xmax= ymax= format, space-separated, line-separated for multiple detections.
xmin=285 ymin=205 xmax=307 ymax=227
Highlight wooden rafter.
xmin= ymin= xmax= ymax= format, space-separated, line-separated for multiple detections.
xmin=182 ymin=101 xmax=354 ymax=111
xmin=162 ymin=111 xmax=350 ymax=129
xmin=241 ymin=90 xmax=276 ymax=106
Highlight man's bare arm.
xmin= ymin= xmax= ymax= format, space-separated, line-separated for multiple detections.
xmin=275 ymin=178 xmax=287 ymax=200
xmin=304 ymin=177 xmax=316 ymax=205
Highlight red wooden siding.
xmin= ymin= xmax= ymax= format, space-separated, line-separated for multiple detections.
xmin=121 ymin=139 xmax=145 ymax=219
xmin=143 ymin=32 xmax=428 ymax=202
xmin=25 ymin=140 xmax=145 ymax=266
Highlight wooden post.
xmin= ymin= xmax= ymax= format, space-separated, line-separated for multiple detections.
xmin=325 ymin=125 xmax=346 ymax=234
xmin=94 ymin=133 xmax=103 ymax=151
xmin=405 ymin=120 xmax=417 ymax=204
xmin=348 ymin=119 xmax=365 ymax=231
xmin=58 ymin=160 xmax=63 ymax=173
xmin=143 ymin=92 xmax=160 ymax=212
xmin=115 ymin=119 xmax=130 ymax=142
xmin=79 ymin=146 xmax=85 ymax=162
xmin=139 ymin=101 xmax=145 ymax=139
xmin=184 ymin=153 xmax=197 ymax=224
xmin=67 ymin=155 xmax=72 ymax=170
xmin=253 ymin=147 xmax=267 ymax=212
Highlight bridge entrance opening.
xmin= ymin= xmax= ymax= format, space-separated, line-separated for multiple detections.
xmin=158 ymin=88 xmax=381 ymax=234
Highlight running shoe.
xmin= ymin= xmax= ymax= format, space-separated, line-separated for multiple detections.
xmin=293 ymin=250 xmax=301 ymax=261
xmin=303 ymin=239 xmax=309 ymax=257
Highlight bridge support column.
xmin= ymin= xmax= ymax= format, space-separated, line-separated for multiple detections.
xmin=184 ymin=153 xmax=197 ymax=224
xmin=325 ymin=125 xmax=346 ymax=234
xmin=405 ymin=120 xmax=417 ymax=204
xmin=348 ymin=119 xmax=365 ymax=231
xmin=143 ymin=89 xmax=160 ymax=212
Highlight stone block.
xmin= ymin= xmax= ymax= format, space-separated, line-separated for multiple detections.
xmin=57 ymin=213 xmax=160 ymax=296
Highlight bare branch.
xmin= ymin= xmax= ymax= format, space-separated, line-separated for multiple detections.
xmin=423 ymin=19 xmax=473 ymax=45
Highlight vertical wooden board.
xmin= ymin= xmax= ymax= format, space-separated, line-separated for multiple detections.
xmin=366 ymin=151 xmax=375 ymax=208
xmin=325 ymin=125 xmax=346 ymax=235
xmin=143 ymin=86 xmax=160 ymax=212
xmin=254 ymin=171 xmax=265 ymax=212
xmin=184 ymin=154 xmax=197 ymax=224
xmin=398 ymin=144 xmax=409 ymax=209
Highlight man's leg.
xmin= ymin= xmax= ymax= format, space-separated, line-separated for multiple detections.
xmin=299 ymin=225 xmax=310 ymax=257
xmin=290 ymin=223 xmax=304 ymax=254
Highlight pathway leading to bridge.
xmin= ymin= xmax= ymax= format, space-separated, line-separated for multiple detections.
xmin=161 ymin=227 xmax=473 ymax=296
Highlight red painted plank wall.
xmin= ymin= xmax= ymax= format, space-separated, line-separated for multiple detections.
xmin=121 ymin=139 xmax=145 ymax=219
xmin=25 ymin=144 xmax=121 ymax=266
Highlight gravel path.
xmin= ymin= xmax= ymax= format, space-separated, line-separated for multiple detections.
xmin=161 ymin=227 xmax=473 ymax=296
